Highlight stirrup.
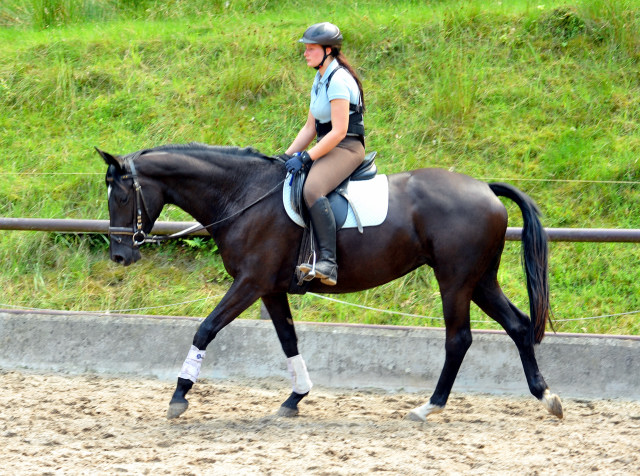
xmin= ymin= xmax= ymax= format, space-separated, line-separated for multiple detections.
xmin=297 ymin=252 xmax=317 ymax=282
xmin=297 ymin=264 xmax=316 ymax=282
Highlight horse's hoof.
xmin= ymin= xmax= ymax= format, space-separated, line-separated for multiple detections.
xmin=542 ymin=389 xmax=564 ymax=419
xmin=276 ymin=405 xmax=299 ymax=418
xmin=405 ymin=410 xmax=426 ymax=422
xmin=167 ymin=400 xmax=189 ymax=419
xmin=405 ymin=403 xmax=443 ymax=422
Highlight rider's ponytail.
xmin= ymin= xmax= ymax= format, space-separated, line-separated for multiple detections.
xmin=330 ymin=47 xmax=365 ymax=112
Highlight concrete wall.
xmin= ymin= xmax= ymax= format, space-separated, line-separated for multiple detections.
xmin=1 ymin=309 xmax=638 ymax=400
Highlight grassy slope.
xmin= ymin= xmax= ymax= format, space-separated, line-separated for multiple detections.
xmin=0 ymin=0 xmax=638 ymax=334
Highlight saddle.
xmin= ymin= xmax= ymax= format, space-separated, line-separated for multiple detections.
xmin=289 ymin=151 xmax=378 ymax=233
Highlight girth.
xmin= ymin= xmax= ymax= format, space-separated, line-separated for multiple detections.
xmin=289 ymin=151 xmax=377 ymax=233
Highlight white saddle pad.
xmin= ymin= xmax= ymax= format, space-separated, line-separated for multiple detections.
xmin=283 ymin=173 xmax=389 ymax=229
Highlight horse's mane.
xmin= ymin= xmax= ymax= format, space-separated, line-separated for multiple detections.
xmin=140 ymin=142 xmax=273 ymax=162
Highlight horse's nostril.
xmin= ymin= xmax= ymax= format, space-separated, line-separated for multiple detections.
xmin=112 ymin=254 xmax=125 ymax=265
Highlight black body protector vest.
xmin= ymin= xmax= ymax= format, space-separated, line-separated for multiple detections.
xmin=315 ymin=66 xmax=365 ymax=146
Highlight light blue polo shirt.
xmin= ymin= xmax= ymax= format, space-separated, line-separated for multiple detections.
xmin=309 ymin=59 xmax=361 ymax=125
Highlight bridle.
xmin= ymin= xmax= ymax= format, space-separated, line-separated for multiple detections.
xmin=107 ymin=151 xmax=287 ymax=247
xmin=107 ymin=151 xmax=150 ymax=247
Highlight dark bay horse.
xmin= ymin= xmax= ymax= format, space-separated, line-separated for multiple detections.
xmin=97 ymin=143 xmax=563 ymax=421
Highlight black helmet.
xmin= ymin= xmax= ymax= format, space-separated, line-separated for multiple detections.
xmin=299 ymin=22 xmax=343 ymax=46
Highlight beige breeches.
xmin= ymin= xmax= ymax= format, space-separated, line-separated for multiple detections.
xmin=303 ymin=137 xmax=365 ymax=207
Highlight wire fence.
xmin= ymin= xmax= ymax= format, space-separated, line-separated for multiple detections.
xmin=3 ymin=171 xmax=640 ymax=185
xmin=2 ymin=172 xmax=637 ymax=329
xmin=1 ymin=292 xmax=638 ymax=325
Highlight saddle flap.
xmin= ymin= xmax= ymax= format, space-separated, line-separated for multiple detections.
xmin=284 ymin=173 xmax=389 ymax=232
xmin=286 ymin=150 xmax=382 ymax=231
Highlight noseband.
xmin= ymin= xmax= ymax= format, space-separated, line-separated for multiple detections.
xmin=108 ymin=151 xmax=150 ymax=247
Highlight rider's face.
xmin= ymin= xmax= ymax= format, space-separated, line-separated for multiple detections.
xmin=304 ymin=44 xmax=327 ymax=68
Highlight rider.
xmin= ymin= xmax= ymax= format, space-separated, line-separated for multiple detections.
xmin=283 ymin=22 xmax=366 ymax=286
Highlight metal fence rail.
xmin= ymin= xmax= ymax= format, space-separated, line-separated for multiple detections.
xmin=1 ymin=217 xmax=639 ymax=242
xmin=0 ymin=218 xmax=210 ymax=236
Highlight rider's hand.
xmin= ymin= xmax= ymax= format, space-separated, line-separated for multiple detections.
xmin=285 ymin=156 xmax=303 ymax=174
xmin=285 ymin=151 xmax=312 ymax=175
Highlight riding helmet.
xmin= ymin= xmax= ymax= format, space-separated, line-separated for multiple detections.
xmin=299 ymin=22 xmax=343 ymax=46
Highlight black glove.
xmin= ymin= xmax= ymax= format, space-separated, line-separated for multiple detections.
xmin=285 ymin=151 xmax=312 ymax=175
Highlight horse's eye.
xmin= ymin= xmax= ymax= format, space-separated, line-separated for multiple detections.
xmin=109 ymin=185 xmax=129 ymax=206
xmin=117 ymin=193 xmax=130 ymax=205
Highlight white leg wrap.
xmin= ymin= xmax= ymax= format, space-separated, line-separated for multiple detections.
xmin=286 ymin=354 xmax=313 ymax=394
xmin=178 ymin=345 xmax=206 ymax=383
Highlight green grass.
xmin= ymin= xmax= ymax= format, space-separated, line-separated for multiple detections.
xmin=0 ymin=0 xmax=639 ymax=335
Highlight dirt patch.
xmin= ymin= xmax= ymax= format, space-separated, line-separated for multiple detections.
xmin=1 ymin=371 xmax=639 ymax=474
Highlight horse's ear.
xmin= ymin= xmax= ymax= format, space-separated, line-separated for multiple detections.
xmin=95 ymin=147 xmax=123 ymax=169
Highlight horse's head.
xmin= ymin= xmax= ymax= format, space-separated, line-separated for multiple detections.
xmin=96 ymin=147 xmax=157 ymax=266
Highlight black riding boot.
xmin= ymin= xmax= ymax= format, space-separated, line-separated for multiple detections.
xmin=299 ymin=197 xmax=338 ymax=286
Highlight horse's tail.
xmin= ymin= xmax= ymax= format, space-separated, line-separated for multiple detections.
xmin=489 ymin=182 xmax=550 ymax=344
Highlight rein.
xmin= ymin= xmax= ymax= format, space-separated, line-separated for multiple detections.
xmin=109 ymin=151 xmax=286 ymax=246
xmin=145 ymin=178 xmax=286 ymax=244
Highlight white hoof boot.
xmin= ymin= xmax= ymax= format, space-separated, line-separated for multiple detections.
xmin=542 ymin=389 xmax=564 ymax=419
xmin=405 ymin=402 xmax=444 ymax=422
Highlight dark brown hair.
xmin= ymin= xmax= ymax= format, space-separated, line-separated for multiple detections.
xmin=330 ymin=46 xmax=365 ymax=111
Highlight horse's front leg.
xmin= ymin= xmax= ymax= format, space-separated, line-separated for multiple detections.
xmin=262 ymin=293 xmax=313 ymax=417
xmin=167 ymin=279 xmax=260 ymax=419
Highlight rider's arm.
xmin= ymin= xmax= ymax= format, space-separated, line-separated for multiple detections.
xmin=306 ymin=98 xmax=349 ymax=161
xmin=285 ymin=110 xmax=317 ymax=156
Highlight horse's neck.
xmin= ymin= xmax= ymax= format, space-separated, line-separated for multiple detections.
xmin=142 ymin=151 xmax=276 ymax=228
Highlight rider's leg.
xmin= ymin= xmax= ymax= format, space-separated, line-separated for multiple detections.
xmin=303 ymin=137 xmax=365 ymax=207
xmin=301 ymin=138 xmax=364 ymax=285
xmin=305 ymin=197 xmax=338 ymax=285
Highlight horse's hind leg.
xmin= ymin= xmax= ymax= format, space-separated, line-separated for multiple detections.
xmin=262 ymin=293 xmax=312 ymax=417
xmin=472 ymin=274 xmax=563 ymax=418
xmin=407 ymin=285 xmax=474 ymax=421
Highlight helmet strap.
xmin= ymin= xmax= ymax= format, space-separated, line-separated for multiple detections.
xmin=314 ymin=47 xmax=332 ymax=70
